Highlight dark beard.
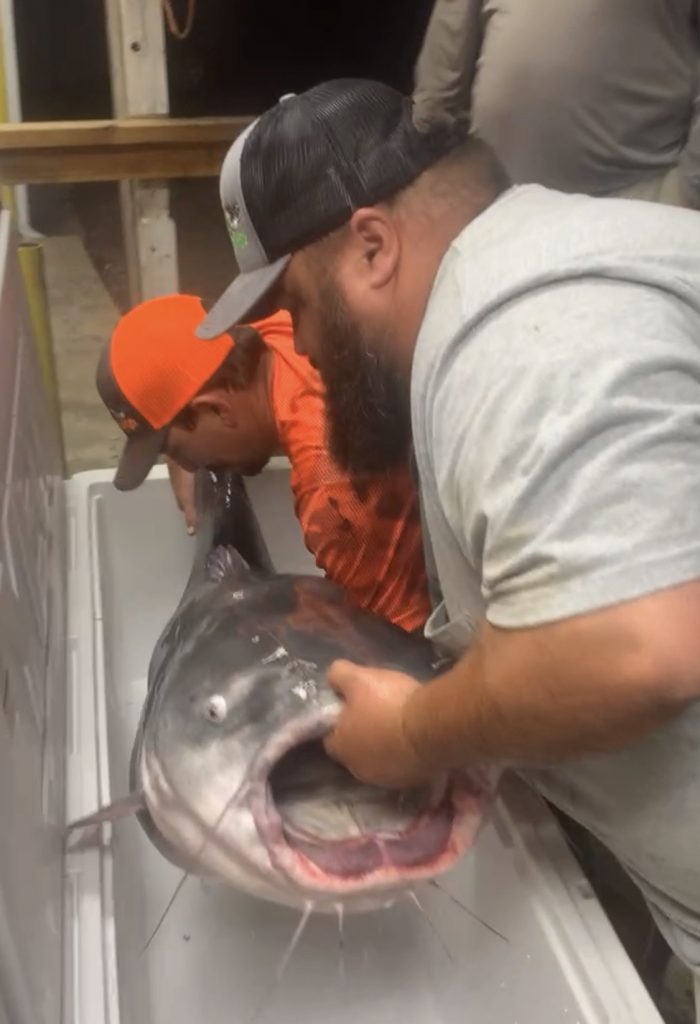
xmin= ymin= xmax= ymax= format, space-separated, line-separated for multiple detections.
xmin=314 ymin=283 xmax=412 ymax=474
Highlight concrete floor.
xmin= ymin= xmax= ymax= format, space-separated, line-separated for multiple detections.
xmin=44 ymin=233 xmax=123 ymax=474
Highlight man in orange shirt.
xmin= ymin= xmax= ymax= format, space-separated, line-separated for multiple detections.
xmin=95 ymin=293 xmax=430 ymax=632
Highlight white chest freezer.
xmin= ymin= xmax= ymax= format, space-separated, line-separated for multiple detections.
xmin=0 ymin=210 xmax=666 ymax=1024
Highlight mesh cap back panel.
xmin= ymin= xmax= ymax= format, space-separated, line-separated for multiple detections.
xmin=241 ymin=79 xmax=466 ymax=262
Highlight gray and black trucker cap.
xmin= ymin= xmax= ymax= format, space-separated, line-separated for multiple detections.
xmin=196 ymin=79 xmax=465 ymax=339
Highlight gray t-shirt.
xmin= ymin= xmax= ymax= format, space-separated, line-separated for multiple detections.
xmin=411 ymin=185 xmax=700 ymax=969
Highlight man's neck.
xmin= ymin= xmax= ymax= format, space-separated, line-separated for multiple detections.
xmin=252 ymin=349 xmax=282 ymax=453
xmin=394 ymin=197 xmax=497 ymax=374
xmin=392 ymin=225 xmax=462 ymax=374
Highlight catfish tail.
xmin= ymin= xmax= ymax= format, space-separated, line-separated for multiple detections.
xmin=194 ymin=469 xmax=275 ymax=575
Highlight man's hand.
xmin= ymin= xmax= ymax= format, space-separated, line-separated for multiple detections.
xmin=323 ymin=661 xmax=439 ymax=788
xmin=166 ymin=457 xmax=197 ymax=534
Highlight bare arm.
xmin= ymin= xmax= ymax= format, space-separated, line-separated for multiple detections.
xmin=324 ymin=579 xmax=700 ymax=787
xmin=405 ymin=580 xmax=700 ymax=769
xmin=412 ymin=0 xmax=484 ymax=131
xmin=166 ymin=456 xmax=197 ymax=534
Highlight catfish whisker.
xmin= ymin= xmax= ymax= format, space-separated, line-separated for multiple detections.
xmin=427 ymin=880 xmax=509 ymax=943
xmin=143 ymin=777 xmax=249 ymax=952
xmin=247 ymin=901 xmax=315 ymax=1024
xmin=143 ymin=871 xmax=189 ymax=952
xmin=335 ymin=902 xmax=345 ymax=980
xmin=408 ymin=891 xmax=455 ymax=964
xmin=276 ymin=901 xmax=314 ymax=980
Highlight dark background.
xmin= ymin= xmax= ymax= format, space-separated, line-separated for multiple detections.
xmin=15 ymin=0 xmax=435 ymax=120
xmin=13 ymin=0 xmax=435 ymax=309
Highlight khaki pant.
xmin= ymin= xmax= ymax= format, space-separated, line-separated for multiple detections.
xmin=695 ymin=974 xmax=700 ymax=1023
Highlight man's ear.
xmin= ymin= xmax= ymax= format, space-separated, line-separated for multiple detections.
xmin=348 ymin=207 xmax=400 ymax=289
xmin=228 ymin=325 xmax=265 ymax=386
xmin=190 ymin=392 xmax=229 ymax=420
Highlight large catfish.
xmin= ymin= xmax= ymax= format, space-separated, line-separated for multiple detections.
xmin=68 ymin=470 xmax=494 ymax=913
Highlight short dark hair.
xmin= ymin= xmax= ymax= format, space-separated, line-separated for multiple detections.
xmin=172 ymin=324 xmax=266 ymax=429
xmin=304 ymin=134 xmax=509 ymax=275
xmin=448 ymin=134 xmax=509 ymax=186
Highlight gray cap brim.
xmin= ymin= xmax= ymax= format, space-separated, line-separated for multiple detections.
xmin=196 ymin=255 xmax=290 ymax=339
xmin=113 ymin=428 xmax=168 ymax=492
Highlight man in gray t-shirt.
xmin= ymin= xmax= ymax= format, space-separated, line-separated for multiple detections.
xmin=410 ymin=185 xmax=700 ymax=974
xmin=414 ymin=0 xmax=700 ymax=207
xmin=198 ymin=81 xmax=700 ymax=1005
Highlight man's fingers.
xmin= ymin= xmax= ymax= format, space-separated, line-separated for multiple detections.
xmin=326 ymin=659 xmax=366 ymax=697
xmin=166 ymin=458 xmax=197 ymax=534
xmin=183 ymin=505 xmax=197 ymax=535
xmin=322 ymin=729 xmax=341 ymax=761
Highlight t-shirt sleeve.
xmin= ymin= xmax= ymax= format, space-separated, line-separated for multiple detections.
xmin=430 ymin=278 xmax=700 ymax=628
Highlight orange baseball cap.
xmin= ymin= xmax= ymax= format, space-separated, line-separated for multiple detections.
xmin=96 ymin=294 xmax=233 ymax=491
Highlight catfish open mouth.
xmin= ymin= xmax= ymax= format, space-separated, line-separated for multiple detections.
xmin=250 ymin=721 xmax=489 ymax=896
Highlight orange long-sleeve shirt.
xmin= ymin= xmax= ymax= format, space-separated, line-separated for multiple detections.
xmin=252 ymin=311 xmax=430 ymax=632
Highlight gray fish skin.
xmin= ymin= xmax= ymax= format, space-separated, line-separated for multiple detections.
xmin=125 ymin=471 xmax=495 ymax=913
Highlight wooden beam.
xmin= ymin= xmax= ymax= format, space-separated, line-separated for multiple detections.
xmin=0 ymin=0 xmax=31 ymax=231
xmin=0 ymin=116 xmax=247 ymax=149
xmin=0 ymin=140 xmax=238 ymax=184
xmin=105 ymin=0 xmax=168 ymax=118
xmin=105 ymin=0 xmax=174 ymax=303
xmin=0 ymin=116 xmax=248 ymax=185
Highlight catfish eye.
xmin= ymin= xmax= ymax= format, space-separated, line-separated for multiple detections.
xmin=205 ymin=694 xmax=227 ymax=723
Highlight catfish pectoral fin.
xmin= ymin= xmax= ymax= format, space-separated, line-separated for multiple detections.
xmin=66 ymin=790 xmax=146 ymax=834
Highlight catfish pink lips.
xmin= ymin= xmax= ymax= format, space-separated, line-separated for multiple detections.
xmin=247 ymin=717 xmax=494 ymax=898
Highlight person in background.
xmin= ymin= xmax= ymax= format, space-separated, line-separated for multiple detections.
xmin=94 ymin=293 xmax=430 ymax=633
xmin=413 ymin=0 xmax=700 ymax=207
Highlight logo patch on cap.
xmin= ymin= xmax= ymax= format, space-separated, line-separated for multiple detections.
xmin=108 ymin=405 xmax=140 ymax=435
xmin=224 ymin=201 xmax=248 ymax=251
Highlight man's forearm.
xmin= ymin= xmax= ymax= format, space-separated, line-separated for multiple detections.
xmin=403 ymin=590 xmax=700 ymax=768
